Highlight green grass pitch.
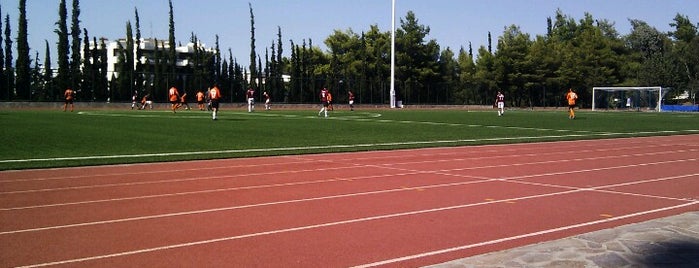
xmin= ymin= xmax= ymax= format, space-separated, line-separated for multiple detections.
xmin=1 ymin=108 xmax=697 ymax=170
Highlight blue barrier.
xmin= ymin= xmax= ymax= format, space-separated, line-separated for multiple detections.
xmin=661 ymin=104 xmax=699 ymax=112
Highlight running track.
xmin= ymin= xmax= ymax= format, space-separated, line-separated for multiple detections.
xmin=1 ymin=134 xmax=698 ymax=267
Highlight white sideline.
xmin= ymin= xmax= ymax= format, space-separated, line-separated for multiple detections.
xmin=2 ymin=130 xmax=698 ymax=164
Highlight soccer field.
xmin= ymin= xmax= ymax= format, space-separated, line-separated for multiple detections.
xmin=1 ymin=108 xmax=697 ymax=170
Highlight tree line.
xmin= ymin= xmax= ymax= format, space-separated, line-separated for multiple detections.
xmin=1 ymin=1 xmax=697 ymax=107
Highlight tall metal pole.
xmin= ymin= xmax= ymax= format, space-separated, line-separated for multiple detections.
xmin=390 ymin=0 xmax=396 ymax=108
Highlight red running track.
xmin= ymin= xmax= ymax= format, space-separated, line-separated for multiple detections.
xmin=1 ymin=135 xmax=698 ymax=267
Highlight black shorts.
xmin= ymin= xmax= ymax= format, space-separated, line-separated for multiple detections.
xmin=210 ymin=99 xmax=220 ymax=109
xmin=322 ymin=101 xmax=329 ymax=107
xmin=65 ymin=99 xmax=73 ymax=104
xmin=568 ymin=104 xmax=576 ymax=109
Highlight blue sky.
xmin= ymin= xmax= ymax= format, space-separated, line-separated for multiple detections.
xmin=1 ymin=0 xmax=698 ymax=68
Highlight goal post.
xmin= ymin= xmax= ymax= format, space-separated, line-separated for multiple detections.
xmin=592 ymin=86 xmax=665 ymax=112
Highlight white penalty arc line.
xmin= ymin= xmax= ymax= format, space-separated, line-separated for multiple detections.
xmin=2 ymin=131 xmax=698 ymax=164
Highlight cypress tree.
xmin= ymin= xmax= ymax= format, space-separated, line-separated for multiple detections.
xmin=215 ymin=34 xmax=221 ymax=83
xmin=55 ymin=0 xmax=70 ymax=97
xmin=134 ymin=7 xmax=143 ymax=95
xmin=15 ymin=0 xmax=31 ymax=100
xmin=4 ymin=14 xmax=12 ymax=99
xmin=0 ymin=4 xmax=4 ymax=100
xmin=97 ymin=37 xmax=108 ymax=101
xmin=70 ymin=0 xmax=81 ymax=94
xmin=248 ymin=3 xmax=257 ymax=90
xmin=276 ymin=26 xmax=283 ymax=102
xmin=43 ymin=40 xmax=54 ymax=100
xmin=125 ymin=21 xmax=134 ymax=100
xmin=168 ymin=0 xmax=176 ymax=88
xmin=81 ymin=30 xmax=93 ymax=101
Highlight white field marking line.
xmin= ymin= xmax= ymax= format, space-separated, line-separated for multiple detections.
xmin=2 ymin=130 xmax=698 ymax=164
xmin=113 ymin=109 xmax=588 ymax=133
xmin=18 ymin=190 xmax=699 ymax=268
xmin=3 ymin=136 xmax=693 ymax=218
xmin=80 ymin=110 xmax=385 ymax=120
xmin=0 ymin=139 xmax=676 ymax=183
xmin=0 ymin=165 xmax=361 ymax=195
xmin=229 ymin=111 xmax=384 ymax=119
xmin=444 ymin=158 xmax=698 ymax=182
xmin=5 ymin=160 xmax=694 ymax=235
xmin=388 ymin=157 xmax=699 ymax=203
xmin=351 ymin=201 xmax=699 ymax=268
xmin=13 ymin=188 xmax=582 ymax=268
xmin=0 ymin=170 xmax=430 ymax=211
xmin=3 ymin=147 xmax=695 ymax=199
xmin=1 ymin=176 xmax=500 ymax=235
xmin=314 ymin=141 xmax=684 ymax=168
xmin=76 ymin=112 xmax=208 ymax=119
xmin=4 ymin=150 xmax=695 ymax=224
xmin=380 ymin=148 xmax=698 ymax=171
xmin=0 ymin=157 xmax=316 ymax=183
xmin=3 ymin=133 xmax=680 ymax=186
xmin=3 ymin=147 xmax=694 ymax=196
xmin=496 ymin=172 xmax=699 ymax=203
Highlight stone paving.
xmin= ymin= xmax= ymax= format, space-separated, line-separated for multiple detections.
xmin=428 ymin=211 xmax=699 ymax=268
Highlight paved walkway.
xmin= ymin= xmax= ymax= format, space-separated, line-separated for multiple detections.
xmin=428 ymin=211 xmax=699 ymax=268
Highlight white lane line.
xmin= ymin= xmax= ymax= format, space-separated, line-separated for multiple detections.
xmin=1 ymin=177 xmax=499 ymax=235
xmin=2 ymin=154 xmax=695 ymax=209
xmin=16 ymin=193 xmax=698 ymax=268
xmin=13 ymin=188 xmax=581 ymax=268
xmin=0 ymin=171 xmax=426 ymax=211
xmin=350 ymin=201 xmax=699 ymax=268
xmin=0 ymin=139 xmax=681 ymax=183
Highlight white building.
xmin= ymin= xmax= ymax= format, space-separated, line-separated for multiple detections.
xmin=86 ymin=38 xmax=216 ymax=81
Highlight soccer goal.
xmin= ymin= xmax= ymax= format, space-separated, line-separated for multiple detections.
xmin=592 ymin=86 xmax=666 ymax=112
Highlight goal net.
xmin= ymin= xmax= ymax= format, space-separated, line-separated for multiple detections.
xmin=592 ymin=86 xmax=666 ymax=112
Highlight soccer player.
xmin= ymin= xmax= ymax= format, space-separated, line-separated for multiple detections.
xmin=348 ymin=90 xmax=355 ymax=111
xmin=168 ymin=86 xmax=180 ymax=113
xmin=246 ymin=87 xmax=255 ymax=112
xmin=209 ymin=85 xmax=222 ymax=120
xmin=318 ymin=87 xmax=330 ymax=117
xmin=327 ymin=92 xmax=334 ymax=111
xmin=263 ymin=91 xmax=271 ymax=110
xmin=140 ymin=94 xmax=153 ymax=110
xmin=63 ymin=88 xmax=75 ymax=112
xmin=566 ymin=88 xmax=578 ymax=119
xmin=131 ymin=91 xmax=139 ymax=110
xmin=495 ymin=91 xmax=505 ymax=116
xmin=196 ymin=90 xmax=206 ymax=111
xmin=179 ymin=91 xmax=191 ymax=110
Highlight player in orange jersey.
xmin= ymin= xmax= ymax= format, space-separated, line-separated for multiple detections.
xmin=327 ymin=91 xmax=334 ymax=111
xmin=196 ymin=90 xmax=206 ymax=110
xmin=566 ymin=88 xmax=578 ymax=119
xmin=209 ymin=85 xmax=222 ymax=120
xmin=179 ymin=92 xmax=191 ymax=110
xmin=168 ymin=86 xmax=180 ymax=113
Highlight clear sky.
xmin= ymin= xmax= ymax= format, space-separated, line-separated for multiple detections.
xmin=1 ymin=0 xmax=698 ymax=68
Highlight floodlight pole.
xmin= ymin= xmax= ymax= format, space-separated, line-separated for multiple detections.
xmin=390 ymin=0 xmax=396 ymax=108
